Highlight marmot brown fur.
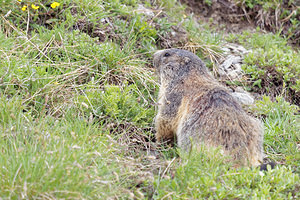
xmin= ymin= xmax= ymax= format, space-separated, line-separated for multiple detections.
xmin=153 ymin=48 xmax=263 ymax=167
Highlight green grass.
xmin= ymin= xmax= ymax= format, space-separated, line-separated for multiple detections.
xmin=154 ymin=147 xmax=299 ymax=199
xmin=0 ymin=0 xmax=299 ymax=199
xmin=254 ymin=96 xmax=300 ymax=171
xmin=0 ymin=97 xmax=123 ymax=198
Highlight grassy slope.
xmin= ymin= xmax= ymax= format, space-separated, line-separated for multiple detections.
xmin=0 ymin=0 xmax=299 ymax=199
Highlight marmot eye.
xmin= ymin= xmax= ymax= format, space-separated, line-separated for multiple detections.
xmin=164 ymin=52 xmax=170 ymax=57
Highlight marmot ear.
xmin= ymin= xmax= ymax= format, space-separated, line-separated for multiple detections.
xmin=183 ymin=57 xmax=191 ymax=64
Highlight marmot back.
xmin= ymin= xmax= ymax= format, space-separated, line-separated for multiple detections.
xmin=153 ymin=48 xmax=263 ymax=167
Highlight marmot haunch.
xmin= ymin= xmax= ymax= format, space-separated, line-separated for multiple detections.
xmin=153 ymin=48 xmax=263 ymax=167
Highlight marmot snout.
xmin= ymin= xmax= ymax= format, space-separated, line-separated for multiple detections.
xmin=153 ymin=48 xmax=263 ymax=167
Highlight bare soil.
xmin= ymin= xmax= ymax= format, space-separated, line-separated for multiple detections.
xmin=181 ymin=0 xmax=256 ymax=33
xmin=180 ymin=0 xmax=300 ymax=45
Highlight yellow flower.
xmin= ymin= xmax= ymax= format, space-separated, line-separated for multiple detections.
xmin=21 ymin=5 xmax=27 ymax=11
xmin=31 ymin=4 xmax=40 ymax=10
xmin=51 ymin=2 xmax=60 ymax=9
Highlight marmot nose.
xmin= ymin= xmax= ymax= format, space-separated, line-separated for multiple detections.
xmin=153 ymin=50 xmax=165 ymax=58
xmin=153 ymin=50 xmax=165 ymax=67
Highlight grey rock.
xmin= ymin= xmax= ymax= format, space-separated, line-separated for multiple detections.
xmin=135 ymin=4 xmax=154 ymax=17
xmin=218 ymin=43 xmax=251 ymax=79
xmin=218 ymin=55 xmax=242 ymax=78
xmin=231 ymin=91 xmax=255 ymax=105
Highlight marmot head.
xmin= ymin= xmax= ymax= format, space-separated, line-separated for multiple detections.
xmin=153 ymin=49 xmax=209 ymax=84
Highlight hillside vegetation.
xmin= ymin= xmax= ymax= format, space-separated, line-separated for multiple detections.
xmin=0 ymin=0 xmax=299 ymax=199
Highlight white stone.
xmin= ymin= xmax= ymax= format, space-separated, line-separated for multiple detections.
xmin=135 ymin=4 xmax=154 ymax=17
xmin=218 ymin=55 xmax=242 ymax=78
xmin=231 ymin=91 xmax=255 ymax=105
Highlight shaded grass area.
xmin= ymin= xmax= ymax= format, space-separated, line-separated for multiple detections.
xmin=0 ymin=0 xmax=299 ymax=199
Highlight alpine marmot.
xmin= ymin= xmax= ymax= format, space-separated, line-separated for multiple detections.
xmin=153 ymin=48 xmax=263 ymax=167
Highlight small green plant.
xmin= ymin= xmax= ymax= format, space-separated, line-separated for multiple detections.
xmin=78 ymin=83 xmax=155 ymax=125
xmin=204 ymin=0 xmax=213 ymax=6
xmin=132 ymin=15 xmax=157 ymax=40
